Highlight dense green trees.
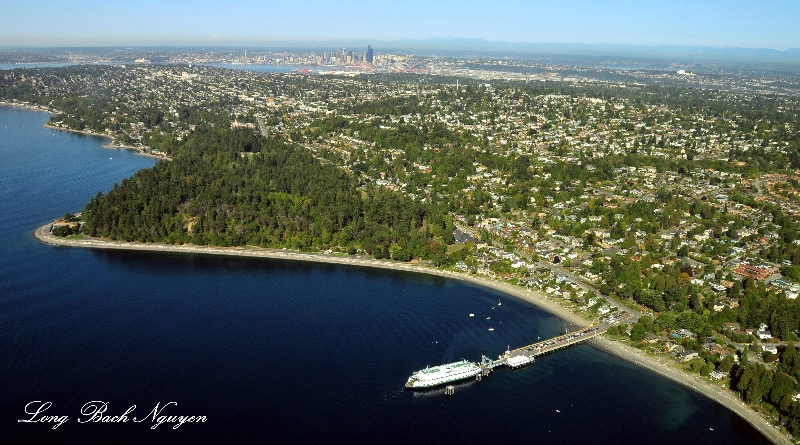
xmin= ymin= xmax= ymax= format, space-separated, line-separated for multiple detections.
xmin=733 ymin=346 xmax=800 ymax=436
xmin=5 ymin=65 xmax=800 ymax=332
xmin=51 ymin=225 xmax=75 ymax=237
xmin=82 ymin=125 xmax=451 ymax=260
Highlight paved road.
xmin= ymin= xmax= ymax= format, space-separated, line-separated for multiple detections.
xmin=457 ymin=223 xmax=642 ymax=323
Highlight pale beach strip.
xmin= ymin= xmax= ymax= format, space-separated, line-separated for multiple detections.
xmin=33 ymin=224 xmax=793 ymax=445
xmin=0 ymin=101 xmax=169 ymax=160
xmin=39 ymin=123 xmax=170 ymax=160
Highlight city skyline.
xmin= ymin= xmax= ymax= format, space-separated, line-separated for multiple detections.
xmin=2 ymin=0 xmax=799 ymax=50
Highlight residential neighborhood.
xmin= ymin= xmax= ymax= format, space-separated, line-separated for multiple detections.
xmin=3 ymin=49 xmax=800 ymax=439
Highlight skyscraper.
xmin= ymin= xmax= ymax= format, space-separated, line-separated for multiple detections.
xmin=366 ymin=45 xmax=374 ymax=64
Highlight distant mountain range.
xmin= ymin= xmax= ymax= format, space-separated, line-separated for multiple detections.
xmin=4 ymin=38 xmax=799 ymax=70
xmin=243 ymin=37 xmax=800 ymax=66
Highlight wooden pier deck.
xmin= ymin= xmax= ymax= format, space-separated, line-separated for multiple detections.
xmin=484 ymin=324 xmax=608 ymax=370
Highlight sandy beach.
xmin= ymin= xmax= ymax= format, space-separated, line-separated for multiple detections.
xmin=33 ymin=224 xmax=794 ymax=445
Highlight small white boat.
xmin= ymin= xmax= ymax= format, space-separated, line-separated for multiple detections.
xmin=469 ymin=313 xmax=474 ymax=317
xmin=498 ymin=299 xmax=501 ymax=306
xmin=488 ymin=327 xmax=494 ymax=331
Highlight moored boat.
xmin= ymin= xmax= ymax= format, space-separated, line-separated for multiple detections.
xmin=405 ymin=360 xmax=482 ymax=389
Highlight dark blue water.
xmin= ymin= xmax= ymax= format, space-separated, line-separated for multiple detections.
xmin=0 ymin=106 xmax=771 ymax=445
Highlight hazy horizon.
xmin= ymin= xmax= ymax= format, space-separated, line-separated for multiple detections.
xmin=2 ymin=1 xmax=799 ymax=51
xmin=2 ymin=38 xmax=799 ymax=52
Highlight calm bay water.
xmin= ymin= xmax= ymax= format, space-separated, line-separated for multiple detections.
xmin=0 ymin=106 xmax=770 ymax=444
xmin=0 ymin=63 xmax=78 ymax=70
xmin=203 ymin=63 xmax=322 ymax=73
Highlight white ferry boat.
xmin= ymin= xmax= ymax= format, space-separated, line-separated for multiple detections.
xmin=405 ymin=360 xmax=482 ymax=389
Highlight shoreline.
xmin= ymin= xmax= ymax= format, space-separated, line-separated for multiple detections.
xmin=0 ymin=101 xmax=169 ymax=160
xmin=42 ymin=123 xmax=170 ymax=160
xmin=0 ymin=100 xmax=57 ymax=115
xmin=33 ymin=224 xmax=792 ymax=445
xmin=590 ymin=337 xmax=791 ymax=445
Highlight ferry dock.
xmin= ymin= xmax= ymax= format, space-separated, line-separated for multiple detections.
xmin=406 ymin=321 xmax=622 ymax=391
xmin=479 ymin=323 xmax=608 ymax=375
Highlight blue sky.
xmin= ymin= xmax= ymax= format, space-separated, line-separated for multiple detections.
xmin=2 ymin=0 xmax=798 ymax=50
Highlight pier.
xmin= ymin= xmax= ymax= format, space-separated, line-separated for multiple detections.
xmin=488 ymin=324 xmax=608 ymax=368
xmin=481 ymin=324 xmax=608 ymax=373
xmin=407 ymin=316 xmax=632 ymax=393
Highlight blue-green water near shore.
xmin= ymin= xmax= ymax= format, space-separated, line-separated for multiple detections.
xmin=0 ymin=105 xmax=771 ymax=444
